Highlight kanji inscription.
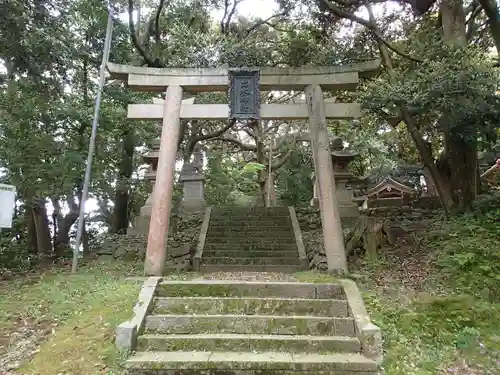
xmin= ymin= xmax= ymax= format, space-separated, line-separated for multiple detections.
xmin=228 ymin=68 xmax=260 ymax=120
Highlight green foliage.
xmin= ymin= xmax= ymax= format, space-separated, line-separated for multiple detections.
xmin=362 ymin=46 xmax=500 ymax=145
xmin=365 ymin=292 xmax=500 ymax=375
xmin=427 ymin=205 xmax=500 ymax=300
xmin=204 ymin=150 xmax=262 ymax=206
xmin=276 ymin=148 xmax=313 ymax=206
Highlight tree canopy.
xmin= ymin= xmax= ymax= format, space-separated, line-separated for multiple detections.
xmin=0 ymin=0 xmax=499 ymax=270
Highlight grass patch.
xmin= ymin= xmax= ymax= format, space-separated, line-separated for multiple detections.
xmin=365 ymin=293 xmax=500 ymax=375
xmin=0 ymin=260 xmax=142 ymax=374
xmin=359 ymin=207 xmax=500 ymax=375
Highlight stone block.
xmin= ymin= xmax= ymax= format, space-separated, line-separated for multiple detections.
xmin=315 ymin=283 xmax=344 ymax=299
xmin=115 ymin=321 xmax=137 ymax=352
xmin=340 ymin=279 xmax=383 ymax=363
xmin=115 ymin=277 xmax=161 ymax=351
xmin=125 ymin=351 xmax=378 ymax=373
xmin=145 ymin=314 xmax=355 ymax=336
xmin=156 ymin=281 xmax=318 ymax=299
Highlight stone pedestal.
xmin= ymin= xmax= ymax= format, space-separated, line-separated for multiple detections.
xmin=179 ymin=150 xmax=205 ymax=213
xmin=334 ymin=172 xmax=359 ymax=218
xmin=179 ymin=173 xmax=206 ymax=212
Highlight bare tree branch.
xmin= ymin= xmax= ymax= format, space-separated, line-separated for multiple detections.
xmin=224 ymin=0 xmax=240 ymax=33
xmin=192 ymin=119 xmax=235 ymax=144
xmin=323 ymin=0 xmax=423 ymax=63
xmin=217 ymin=136 xmax=256 ymax=151
xmin=154 ymin=0 xmax=168 ymax=44
xmin=244 ymin=11 xmax=287 ymax=37
xmin=128 ymin=0 xmax=161 ymax=67
xmin=220 ymin=0 xmax=230 ymax=34
xmin=271 ymin=148 xmax=294 ymax=170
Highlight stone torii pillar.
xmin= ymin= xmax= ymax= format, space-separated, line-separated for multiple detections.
xmin=305 ymin=85 xmax=348 ymax=273
xmin=145 ymin=86 xmax=183 ymax=276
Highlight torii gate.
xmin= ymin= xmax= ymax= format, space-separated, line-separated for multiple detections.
xmin=107 ymin=60 xmax=380 ymax=276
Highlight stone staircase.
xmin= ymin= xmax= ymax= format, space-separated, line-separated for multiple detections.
xmin=124 ymin=279 xmax=380 ymax=374
xmin=201 ymin=207 xmax=304 ymax=273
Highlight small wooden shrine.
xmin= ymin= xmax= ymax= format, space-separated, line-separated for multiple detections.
xmin=364 ymin=177 xmax=415 ymax=207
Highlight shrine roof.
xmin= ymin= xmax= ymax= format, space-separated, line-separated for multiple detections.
xmin=366 ymin=177 xmax=415 ymax=197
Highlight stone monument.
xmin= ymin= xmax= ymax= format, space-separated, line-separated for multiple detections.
xmin=179 ymin=150 xmax=206 ymax=212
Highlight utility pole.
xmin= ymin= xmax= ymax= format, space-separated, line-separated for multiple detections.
xmin=72 ymin=10 xmax=114 ymax=273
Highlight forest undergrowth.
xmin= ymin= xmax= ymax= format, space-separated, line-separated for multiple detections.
xmin=0 ymin=200 xmax=498 ymax=375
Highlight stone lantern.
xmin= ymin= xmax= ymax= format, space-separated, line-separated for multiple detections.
xmin=311 ymin=136 xmax=359 ymax=222
xmin=131 ymin=139 xmax=160 ymax=234
xmin=178 ymin=149 xmax=206 ymax=213
xmin=331 ymin=141 xmax=360 ymax=221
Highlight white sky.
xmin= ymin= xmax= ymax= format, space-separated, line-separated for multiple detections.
xmin=213 ymin=0 xmax=279 ymax=20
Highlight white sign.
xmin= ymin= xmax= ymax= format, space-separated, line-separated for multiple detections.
xmin=0 ymin=184 xmax=16 ymax=228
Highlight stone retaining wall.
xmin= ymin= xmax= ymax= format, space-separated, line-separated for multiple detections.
xmin=294 ymin=205 xmax=438 ymax=271
xmin=94 ymin=211 xmax=205 ymax=271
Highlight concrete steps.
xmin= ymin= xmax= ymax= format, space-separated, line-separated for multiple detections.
xmin=136 ymin=333 xmax=361 ymax=353
xmin=202 ymin=250 xmax=300 ymax=258
xmin=153 ymin=296 xmax=349 ymax=316
xmin=155 ymin=280 xmax=343 ymax=298
xmin=126 ymin=351 xmax=377 ymax=374
xmin=145 ymin=314 xmax=355 ymax=336
xmin=200 ymin=264 xmax=302 ymax=273
xmin=202 ymin=207 xmax=301 ymax=272
xmin=124 ymin=280 xmax=380 ymax=374
xmin=202 ymin=257 xmax=302 ymax=266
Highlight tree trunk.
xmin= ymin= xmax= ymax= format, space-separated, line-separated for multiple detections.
xmin=441 ymin=0 xmax=477 ymax=209
xmin=478 ymin=0 xmax=500 ymax=59
xmin=54 ymin=199 xmax=79 ymax=257
xmin=375 ymin=30 xmax=455 ymax=213
xmin=25 ymin=204 xmax=38 ymax=256
xmin=32 ymin=198 xmax=53 ymax=255
xmin=112 ymin=124 xmax=135 ymax=234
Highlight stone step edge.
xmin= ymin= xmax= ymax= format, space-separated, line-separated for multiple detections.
xmin=138 ymin=333 xmax=359 ymax=343
xmin=147 ymin=313 xmax=353 ymax=319
xmin=125 ymin=351 xmax=378 ymax=371
xmin=153 ymin=296 xmax=347 ymax=302
xmin=157 ymin=280 xmax=342 ymax=298
xmin=200 ymin=265 xmax=303 ymax=273
xmin=158 ymin=280 xmax=339 ymax=287
xmin=137 ymin=333 xmax=360 ymax=351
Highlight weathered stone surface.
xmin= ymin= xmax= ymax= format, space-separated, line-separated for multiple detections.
xmin=153 ymin=296 xmax=349 ymax=317
xmin=203 ymin=257 xmax=301 ymax=266
xmin=124 ymin=278 xmax=379 ymax=375
xmin=125 ymin=351 xmax=377 ymax=372
xmin=156 ymin=281 xmax=319 ymax=298
xmin=202 ymin=207 xmax=300 ymax=272
xmin=200 ymin=264 xmax=302 ymax=273
xmin=137 ymin=333 xmax=361 ymax=353
xmin=316 ymin=283 xmax=344 ymax=299
xmin=145 ymin=314 xmax=355 ymax=336
xmin=92 ymin=211 xmax=204 ymax=271
xmin=128 ymin=370 xmax=376 ymax=375
xmin=340 ymin=279 xmax=383 ymax=363
xmin=202 ymin=250 xmax=300 ymax=258
xmin=116 ymin=277 xmax=161 ymax=351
